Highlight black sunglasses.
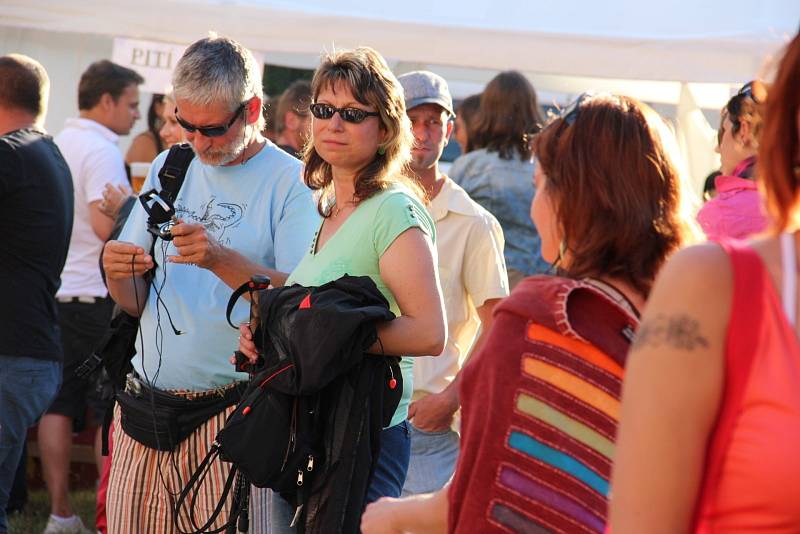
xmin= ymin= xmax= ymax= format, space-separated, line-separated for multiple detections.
xmin=175 ymin=103 xmax=246 ymax=137
xmin=309 ymin=103 xmax=379 ymax=124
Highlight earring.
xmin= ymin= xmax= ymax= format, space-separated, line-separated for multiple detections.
xmin=551 ymin=240 xmax=567 ymax=271
xmin=377 ymin=145 xmax=386 ymax=156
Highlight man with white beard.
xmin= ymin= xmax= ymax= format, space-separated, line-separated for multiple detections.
xmin=101 ymin=34 xmax=317 ymax=532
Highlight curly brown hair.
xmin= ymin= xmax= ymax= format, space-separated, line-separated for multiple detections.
xmin=531 ymin=93 xmax=698 ymax=296
xmin=303 ymin=47 xmax=425 ymax=216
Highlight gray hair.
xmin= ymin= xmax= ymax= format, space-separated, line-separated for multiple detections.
xmin=172 ymin=33 xmax=264 ymax=130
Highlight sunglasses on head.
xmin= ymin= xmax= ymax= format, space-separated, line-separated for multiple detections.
xmin=560 ymin=91 xmax=596 ymax=126
xmin=736 ymin=81 xmax=763 ymax=103
xmin=175 ymin=103 xmax=246 ymax=137
xmin=309 ymin=103 xmax=380 ymax=124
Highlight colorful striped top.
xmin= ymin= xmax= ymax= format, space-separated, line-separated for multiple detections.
xmin=448 ymin=276 xmax=638 ymax=533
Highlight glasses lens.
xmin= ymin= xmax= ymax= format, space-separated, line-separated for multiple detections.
xmin=199 ymin=126 xmax=227 ymax=138
xmin=175 ymin=112 xmax=196 ymax=133
xmin=340 ymin=108 xmax=367 ymax=123
xmin=174 ymin=111 xmax=229 ymax=137
xmin=310 ymin=103 xmax=335 ymax=120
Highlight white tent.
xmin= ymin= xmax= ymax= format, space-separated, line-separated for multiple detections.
xmin=2 ymin=0 xmax=799 ymax=187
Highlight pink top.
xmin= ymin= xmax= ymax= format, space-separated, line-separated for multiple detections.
xmin=697 ymin=159 xmax=768 ymax=241
xmin=695 ymin=238 xmax=800 ymax=532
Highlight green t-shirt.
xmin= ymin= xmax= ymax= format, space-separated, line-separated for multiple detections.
xmin=286 ymin=186 xmax=435 ymax=427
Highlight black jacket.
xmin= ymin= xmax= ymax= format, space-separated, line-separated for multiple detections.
xmin=254 ymin=275 xmax=401 ymax=533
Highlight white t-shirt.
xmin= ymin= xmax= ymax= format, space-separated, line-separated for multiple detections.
xmin=119 ymin=141 xmax=318 ymax=390
xmin=413 ymin=177 xmax=509 ymax=395
xmin=55 ymin=118 xmax=130 ymax=298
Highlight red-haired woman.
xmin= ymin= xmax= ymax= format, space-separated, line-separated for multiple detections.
xmin=361 ymin=93 xmax=697 ymax=534
xmin=611 ymin=33 xmax=800 ymax=533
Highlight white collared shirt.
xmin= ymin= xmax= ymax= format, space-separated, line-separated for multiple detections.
xmin=55 ymin=118 xmax=130 ymax=298
xmin=413 ymin=177 xmax=510 ymax=395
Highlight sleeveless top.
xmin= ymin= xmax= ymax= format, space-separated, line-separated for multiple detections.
xmin=449 ymin=276 xmax=639 ymax=533
xmin=694 ymin=236 xmax=800 ymax=532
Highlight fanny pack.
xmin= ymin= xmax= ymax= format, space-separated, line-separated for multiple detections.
xmin=117 ymin=374 xmax=245 ymax=451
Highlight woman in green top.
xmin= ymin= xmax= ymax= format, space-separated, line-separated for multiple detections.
xmin=238 ymin=47 xmax=447 ymax=529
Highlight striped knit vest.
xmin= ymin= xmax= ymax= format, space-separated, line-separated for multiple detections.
xmin=449 ymin=275 xmax=638 ymax=534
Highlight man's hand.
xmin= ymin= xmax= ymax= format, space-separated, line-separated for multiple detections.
xmin=168 ymin=221 xmax=224 ymax=269
xmin=407 ymin=388 xmax=459 ymax=432
xmin=103 ymin=240 xmax=154 ymax=280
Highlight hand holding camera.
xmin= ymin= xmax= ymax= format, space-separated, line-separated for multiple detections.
xmin=167 ymin=221 xmax=224 ymax=269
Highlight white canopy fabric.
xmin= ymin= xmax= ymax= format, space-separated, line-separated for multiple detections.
xmin=4 ymin=0 xmax=798 ymax=83
xmin=2 ymin=0 xmax=799 ymax=189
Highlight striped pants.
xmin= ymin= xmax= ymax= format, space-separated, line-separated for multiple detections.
xmin=106 ymin=400 xmax=236 ymax=533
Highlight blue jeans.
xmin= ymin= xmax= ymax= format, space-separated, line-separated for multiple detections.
xmin=266 ymin=421 xmax=411 ymax=533
xmin=401 ymin=423 xmax=459 ymax=496
xmin=0 ymin=356 xmax=61 ymax=532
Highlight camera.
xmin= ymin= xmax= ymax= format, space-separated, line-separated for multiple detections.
xmin=139 ymin=188 xmax=178 ymax=240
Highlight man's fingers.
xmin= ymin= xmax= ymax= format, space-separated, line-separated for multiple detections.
xmin=106 ymin=241 xmax=145 ymax=255
xmin=169 ymin=222 xmax=202 ymax=238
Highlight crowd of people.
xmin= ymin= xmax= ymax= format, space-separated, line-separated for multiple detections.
xmin=0 ymin=26 xmax=798 ymax=534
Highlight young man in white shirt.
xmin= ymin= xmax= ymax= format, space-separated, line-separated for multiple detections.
xmin=398 ymin=71 xmax=510 ymax=495
xmin=39 ymin=59 xmax=143 ymax=534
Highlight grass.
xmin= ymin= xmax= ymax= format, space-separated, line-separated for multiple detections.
xmin=8 ymin=490 xmax=96 ymax=534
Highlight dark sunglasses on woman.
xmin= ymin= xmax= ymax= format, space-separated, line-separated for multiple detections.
xmin=309 ymin=103 xmax=380 ymax=124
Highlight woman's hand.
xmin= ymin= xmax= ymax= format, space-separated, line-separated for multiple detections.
xmin=100 ymin=183 xmax=133 ymax=219
xmin=230 ymin=323 xmax=260 ymax=366
xmin=361 ymin=497 xmax=406 ymax=534
xmin=361 ymin=489 xmax=449 ymax=534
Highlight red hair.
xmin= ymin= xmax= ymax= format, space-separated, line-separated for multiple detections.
xmin=532 ymin=94 xmax=695 ymax=296
xmin=759 ymin=34 xmax=800 ymax=232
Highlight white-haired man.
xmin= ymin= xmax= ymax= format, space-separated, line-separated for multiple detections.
xmin=102 ymin=35 xmax=317 ymax=532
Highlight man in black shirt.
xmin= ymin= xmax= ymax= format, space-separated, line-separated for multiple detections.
xmin=0 ymin=54 xmax=73 ymax=534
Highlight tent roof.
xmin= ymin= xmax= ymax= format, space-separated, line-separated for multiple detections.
xmin=5 ymin=0 xmax=799 ymax=84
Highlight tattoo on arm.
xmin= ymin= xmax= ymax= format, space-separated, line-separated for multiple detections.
xmin=633 ymin=314 xmax=710 ymax=351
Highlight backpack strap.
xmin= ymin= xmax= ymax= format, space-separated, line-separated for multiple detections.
xmin=693 ymin=239 xmax=765 ymax=530
xmin=157 ymin=143 xmax=194 ymax=203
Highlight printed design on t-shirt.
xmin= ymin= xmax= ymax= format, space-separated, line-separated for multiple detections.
xmin=175 ymin=196 xmax=245 ymax=245
xmin=487 ymin=323 xmax=624 ymax=534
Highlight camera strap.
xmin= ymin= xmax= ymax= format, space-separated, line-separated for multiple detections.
xmin=139 ymin=143 xmax=195 ymax=241
xmin=94 ymin=144 xmax=196 ymax=456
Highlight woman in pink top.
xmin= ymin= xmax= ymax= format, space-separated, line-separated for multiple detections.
xmin=697 ymin=81 xmax=768 ymax=240
xmin=610 ymin=33 xmax=800 ymax=533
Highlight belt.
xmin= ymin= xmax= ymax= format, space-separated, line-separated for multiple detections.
xmin=56 ymin=296 xmax=104 ymax=304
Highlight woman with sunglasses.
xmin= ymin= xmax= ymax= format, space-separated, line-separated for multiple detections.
xmin=238 ymin=47 xmax=446 ymax=532
xmin=360 ymin=93 xmax=697 ymax=534
xmin=697 ymin=81 xmax=768 ymax=240
xmin=611 ymin=34 xmax=800 ymax=533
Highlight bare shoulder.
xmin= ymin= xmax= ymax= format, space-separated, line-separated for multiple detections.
xmin=635 ymin=242 xmax=733 ymax=353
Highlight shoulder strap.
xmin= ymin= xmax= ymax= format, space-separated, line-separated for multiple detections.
xmin=693 ymin=239 xmax=764 ymax=530
xmin=780 ymin=233 xmax=797 ymax=327
xmin=157 ymin=142 xmax=194 ymax=204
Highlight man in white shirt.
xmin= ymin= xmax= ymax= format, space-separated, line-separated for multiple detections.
xmin=398 ymin=71 xmax=510 ymax=495
xmin=39 ymin=59 xmax=142 ymax=534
